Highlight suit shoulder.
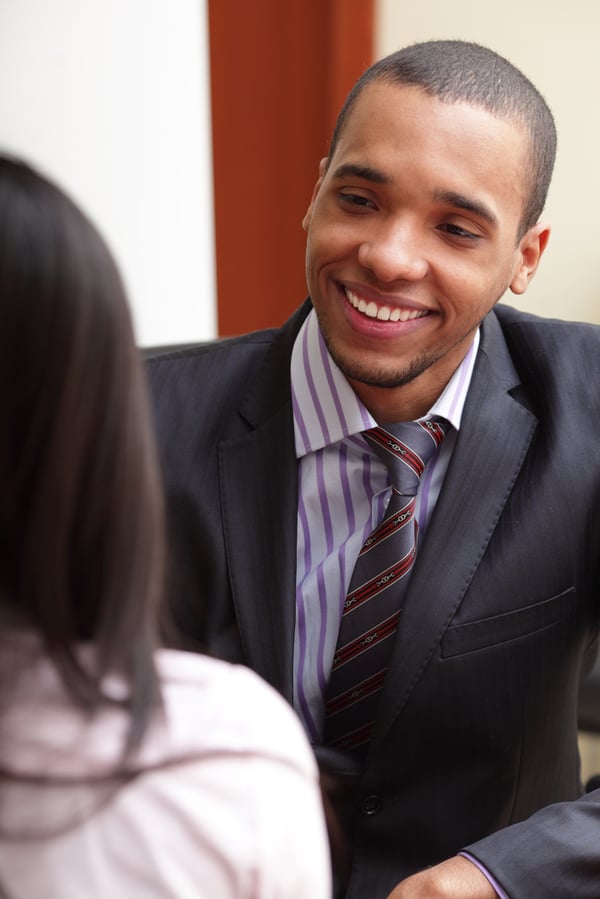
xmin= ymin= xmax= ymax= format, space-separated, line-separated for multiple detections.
xmin=492 ymin=304 xmax=600 ymax=410
xmin=143 ymin=317 xmax=299 ymax=452
xmin=145 ymin=328 xmax=278 ymax=396
xmin=145 ymin=327 xmax=278 ymax=369
xmin=495 ymin=303 xmax=600 ymax=341
xmin=494 ymin=304 xmax=600 ymax=363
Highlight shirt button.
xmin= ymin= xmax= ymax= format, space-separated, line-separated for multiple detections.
xmin=360 ymin=794 xmax=382 ymax=816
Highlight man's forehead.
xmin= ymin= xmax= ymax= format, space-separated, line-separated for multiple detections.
xmin=332 ymin=81 xmax=531 ymax=182
xmin=342 ymin=80 xmax=525 ymax=137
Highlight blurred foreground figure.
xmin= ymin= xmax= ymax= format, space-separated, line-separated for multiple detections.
xmin=0 ymin=155 xmax=331 ymax=899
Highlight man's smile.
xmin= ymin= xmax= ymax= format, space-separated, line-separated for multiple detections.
xmin=342 ymin=285 xmax=431 ymax=323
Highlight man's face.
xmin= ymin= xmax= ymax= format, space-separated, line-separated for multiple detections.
xmin=302 ymin=81 xmax=549 ymax=421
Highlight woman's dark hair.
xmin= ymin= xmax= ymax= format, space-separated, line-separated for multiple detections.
xmin=0 ymin=155 xmax=165 ymax=754
xmin=328 ymin=40 xmax=557 ymax=237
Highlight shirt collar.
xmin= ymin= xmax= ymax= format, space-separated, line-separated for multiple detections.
xmin=291 ymin=309 xmax=479 ymax=459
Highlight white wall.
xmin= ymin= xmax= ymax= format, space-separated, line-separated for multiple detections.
xmin=376 ymin=3 xmax=600 ymax=325
xmin=0 ymin=0 xmax=216 ymax=346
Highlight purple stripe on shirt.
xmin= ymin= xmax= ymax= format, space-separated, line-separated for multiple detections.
xmin=328 ymin=443 xmax=358 ymax=707
xmin=315 ymin=451 xmax=334 ymax=694
xmin=295 ymin=488 xmax=320 ymax=740
xmin=446 ymin=337 xmax=476 ymax=422
xmin=360 ymin=450 xmax=376 ymax=545
xmin=303 ymin=320 xmax=332 ymax=446
xmin=292 ymin=382 xmax=311 ymax=458
xmin=317 ymin=327 xmax=351 ymax=434
xmin=294 ymin=577 xmax=319 ymax=741
xmin=338 ymin=443 xmax=356 ymax=532
xmin=297 ymin=479 xmax=313 ymax=576
xmin=315 ymin=561 xmax=330 ymax=696
xmin=316 ymin=449 xmax=334 ymax=555
xmin=359 ymin=403 xmax=372 ymax=431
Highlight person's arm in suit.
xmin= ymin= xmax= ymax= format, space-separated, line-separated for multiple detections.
xmin=385 ymin=787 xmax=600 ymax=898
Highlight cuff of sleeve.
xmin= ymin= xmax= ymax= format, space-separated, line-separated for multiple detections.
xmin=459 ymin=851 xmax=510 ymax=899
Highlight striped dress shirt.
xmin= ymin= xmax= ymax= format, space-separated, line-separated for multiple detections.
xmin=291 ymin=311 xmax=508 ymax=899
xmin=291 ymin=309 xmax=479 ymax=743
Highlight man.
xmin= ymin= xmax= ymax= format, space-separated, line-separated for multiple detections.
xmin=148 ymin=41 xmax=600 ymax=898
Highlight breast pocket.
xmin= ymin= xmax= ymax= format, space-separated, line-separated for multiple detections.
xmin=440 ymin=586 xmax=576 ymax=659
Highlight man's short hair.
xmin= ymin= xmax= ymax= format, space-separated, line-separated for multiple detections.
xmin=328 ymin=40 xmax=557 ymax=236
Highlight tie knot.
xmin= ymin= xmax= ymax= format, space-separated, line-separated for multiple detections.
xmin=363 ymin=419 xmax=448 ymax=495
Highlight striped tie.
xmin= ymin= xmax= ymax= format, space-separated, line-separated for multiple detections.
xmin=323 ymin=418 xmax=448 ymax=755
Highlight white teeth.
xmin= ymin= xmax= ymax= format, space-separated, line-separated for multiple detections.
xmin=344 ymin=287 xmax=426 ymax=323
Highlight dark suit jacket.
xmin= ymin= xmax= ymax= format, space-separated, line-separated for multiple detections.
xmin=148 ymin=300 xmax=600 ymax=898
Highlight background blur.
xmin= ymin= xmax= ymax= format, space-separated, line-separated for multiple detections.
xmin=1 ymin=0 xmax=598 ymax=341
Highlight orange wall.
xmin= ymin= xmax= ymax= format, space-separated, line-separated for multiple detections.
xmin=209 ymin=0 xmax=374 ymax=336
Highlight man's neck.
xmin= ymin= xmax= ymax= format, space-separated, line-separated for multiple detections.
xmin=348 ymin=373 xmax=455 ymax=424
xmin=348 ymin=336 xmax=480 ymax=424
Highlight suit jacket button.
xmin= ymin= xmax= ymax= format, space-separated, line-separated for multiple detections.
xmin=361 ymin=794 xmax=382 ymax=816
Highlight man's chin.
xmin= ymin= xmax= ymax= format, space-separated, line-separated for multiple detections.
xmin=333 ymin=354 xmax=434 ymax=391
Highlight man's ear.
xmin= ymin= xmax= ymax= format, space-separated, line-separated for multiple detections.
xmin=302 ymin=158 xmax=328 ymax=231
xmin=509 ymin=222 xmax=551 ymax=295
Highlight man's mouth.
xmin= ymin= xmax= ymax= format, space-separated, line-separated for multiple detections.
xmin=344 ymin=287 xmax=429 ymax=322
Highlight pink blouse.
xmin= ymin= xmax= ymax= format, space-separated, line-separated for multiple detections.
xmin=0 ymin=644 xmax=332 ymax=898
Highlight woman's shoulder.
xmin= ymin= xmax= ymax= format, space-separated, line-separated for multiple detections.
xmin=142 ymin=650 xmax=330 ymax=899
xmin=0 ymin=643 xmax=331 ymax=898
xmin=153 ymin=649 xmax=317 ymax=775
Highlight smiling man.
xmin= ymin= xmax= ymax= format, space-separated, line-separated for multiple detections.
xmin=302 ymin=78 xmax=547 ymax=425
xmin=148 ymin=41 xmax=600 ymax=899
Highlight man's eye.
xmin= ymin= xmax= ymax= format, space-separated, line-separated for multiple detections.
xmin=339 ymin=192 xmax=376 ymax=210
xmin=439 ymin=223 xmax=479 ymax=241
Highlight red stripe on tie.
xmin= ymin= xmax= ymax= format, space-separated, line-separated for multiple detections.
xmin=343 ymin=547 xmax=415 ymax=614
xmin=418 ymin=418 xmax=445 ymax=447
xmin=332 ymin=612 xmax=400 ymax=669
xmin=325 ymin=668 xmax=388 ymax=716
xmin=367 ymin=428 xmax=425 ymax=477
xmin=328 ymin=721 xmax=374 ymax=751
xmin=359 ymin=501 xmax=414 ymax=556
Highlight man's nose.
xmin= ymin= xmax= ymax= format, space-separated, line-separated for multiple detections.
xmin=357 ymin=219 xmax=428 ymax=283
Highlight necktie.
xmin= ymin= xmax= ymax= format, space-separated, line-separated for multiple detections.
xmin=323 ymin=418 xmax=448 ymax=754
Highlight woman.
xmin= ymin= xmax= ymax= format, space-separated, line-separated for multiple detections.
xmin=0 ymin=155 xmax=331 ymax=898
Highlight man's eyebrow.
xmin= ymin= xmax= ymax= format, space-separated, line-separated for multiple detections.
xmin=329 ymin=169 xmax=498 ymax=226
xmin=434 ymin=189 xmax=498 ymax=227
xmin=331 ymin=163 xmax=391 ymax=185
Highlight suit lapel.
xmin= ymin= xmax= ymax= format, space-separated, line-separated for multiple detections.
xmin=371 ymin=311 xmax=539 ymax=750
xmin=218 ymin=303 xmax=311 ymax=700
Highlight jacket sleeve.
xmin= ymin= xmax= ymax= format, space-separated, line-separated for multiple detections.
xmin=465 ymin=788 xmax=600 ymax=897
